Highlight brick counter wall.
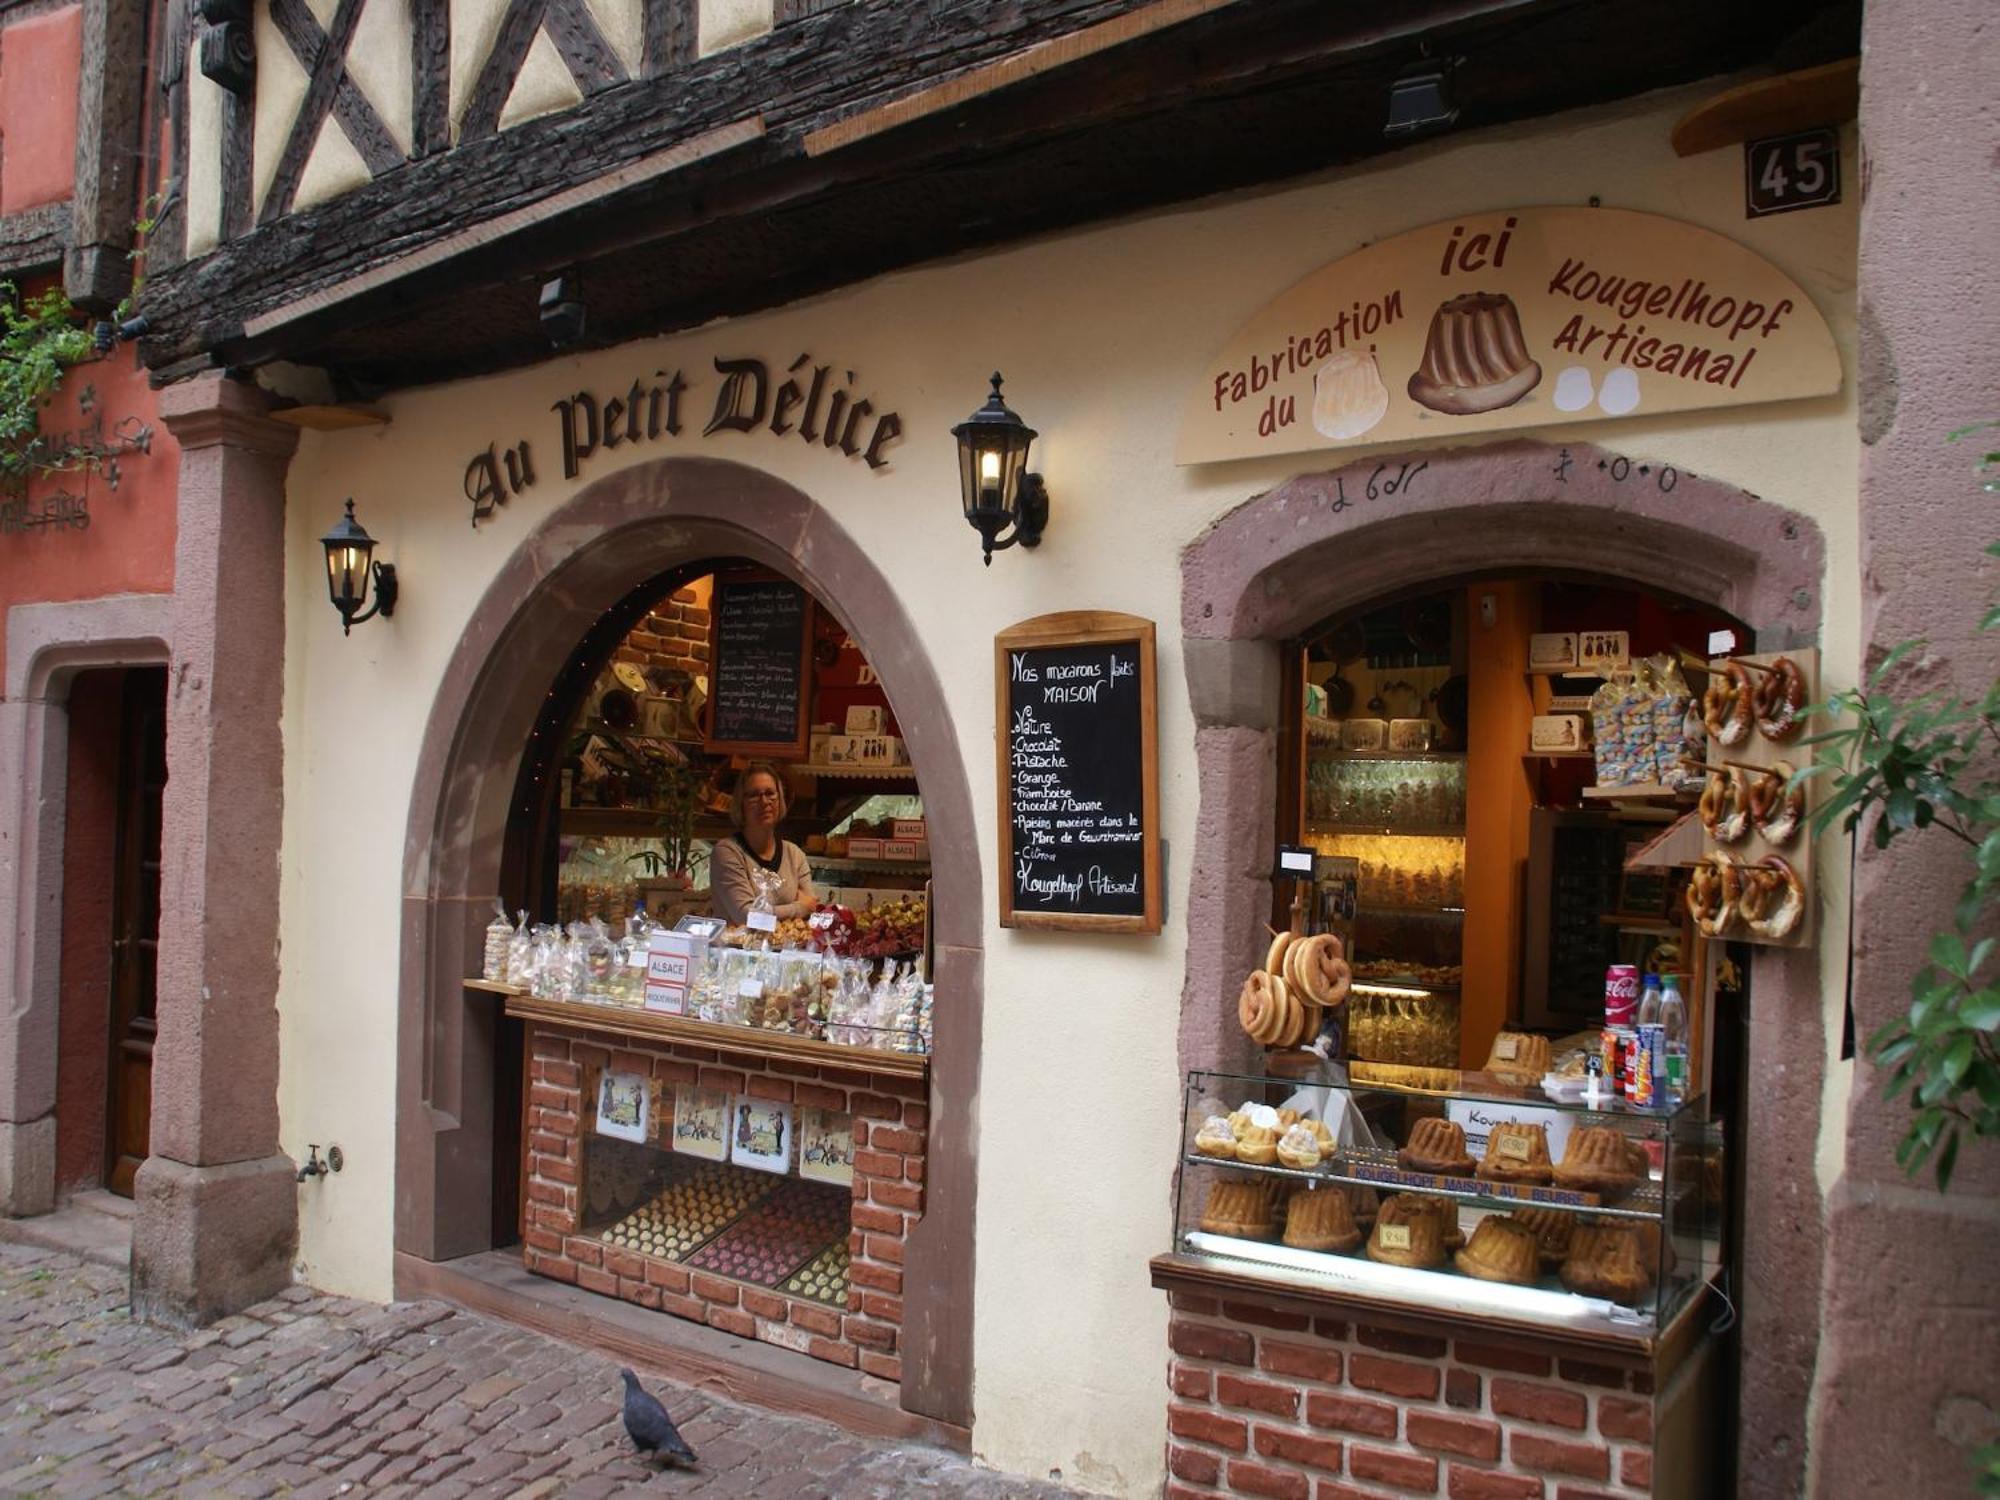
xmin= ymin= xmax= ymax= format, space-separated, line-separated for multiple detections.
xmin=1165 ymin=1290 xmax=1657 ymax=1500
xmin=523 ymin=1020 xmax=926 ymax=1382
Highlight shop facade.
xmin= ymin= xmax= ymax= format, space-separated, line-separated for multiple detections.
xmin=241 ymin=83 xmax=1873 ymax=1492
xmin=5 ymin=0 xmax=1993 ymax=1494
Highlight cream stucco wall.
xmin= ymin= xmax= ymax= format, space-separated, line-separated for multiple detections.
xmin=274 ymin=85 xmax=1860 ymax=1495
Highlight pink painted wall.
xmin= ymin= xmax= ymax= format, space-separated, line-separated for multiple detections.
xmin=0 ymin=4 xmax=83 ymax=214
xmin=0 ymin=323 xmax=180 ymax=686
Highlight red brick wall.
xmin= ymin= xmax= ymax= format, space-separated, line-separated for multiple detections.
xmin=612 ymin=588 xmax=711 ymax=683
xmin=1164 ymin=1290 xmax=1657 ymax=1499
xmin=523 ymin=1021 xmax=924 ymax=1383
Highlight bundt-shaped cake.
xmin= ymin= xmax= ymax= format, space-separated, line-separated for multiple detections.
xmin=1559 ymin=1222 xmax=1657 ymax=1304
xmin=1366 ymin=1194 xmax=1453 ymax=1269
xmin=1482 ymin=1031 xmax=1553 ymax=1080
xmin=1506 ymin=1207 xmax=1578 ymax=1269
xmin=1283 ymin=1186 xmax=1362 ymax=1253
xmin=1399 ymin=1117 xmax=1475 ymax=1176
xmin=1235 ymin=1125 xmax=1280 ymax=1166
xmin=1199 ymin=1180 xmax=1277 ymax=1239
xmin=1476 ymin=1122 xmax=1554 ymax=1184
xmin=1311 ymin=349 xmax=1390 ymax=440
xmin=1407 ymin=292 xmax=1543 ymax=416
xmin=1454 ymin=1216 xmax=1542 ymax=1286
xmin=1552 ymin=1126 xmax=1640 ymax=1198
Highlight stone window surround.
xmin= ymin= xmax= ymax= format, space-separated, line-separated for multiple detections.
xmin=0 ymin=593 xmax=172 ymax=1218
xmin=393 ymin=455 xmax=978 ymax=1429
xmin=1174 ymin=437 xmax=1827 ymax=1489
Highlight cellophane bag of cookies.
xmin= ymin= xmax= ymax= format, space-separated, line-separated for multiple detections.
xmin=1649 ymin=656 xmax=1694 ymax=787
xmin=1591 ymin=673 xmax=1642 ymax=786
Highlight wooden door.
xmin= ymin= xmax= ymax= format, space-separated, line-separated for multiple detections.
xmin=105 ymin=667 xmax=166 ymax=1197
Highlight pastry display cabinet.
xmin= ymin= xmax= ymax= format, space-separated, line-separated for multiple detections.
xmin=1168 ymin=1069 xmax=1722 ymax=1341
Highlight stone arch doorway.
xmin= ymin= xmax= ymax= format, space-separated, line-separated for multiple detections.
xmin=1177 ymin=437 xmax=1827 ymax=1483
xmin=395 ymin=456 xmax=978 ymax=1425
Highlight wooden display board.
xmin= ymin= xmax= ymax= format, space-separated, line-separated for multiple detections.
xmin=704 ymin=570 xmax=813 ymax=757
xmin=995 ymin=611 xmax=1161 ymax=934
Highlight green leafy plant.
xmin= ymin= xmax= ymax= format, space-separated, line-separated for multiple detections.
xmin=1799 ymin=423 xmax=2000 ymax=1191
xmin=0 ymin=282 xmax=97 ymax=496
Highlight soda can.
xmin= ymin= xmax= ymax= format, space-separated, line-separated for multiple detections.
xmin=1632 ymin=1024 xmax=1659 ymax=1107
xmin=1604 ymin=964 xmax=1640 ymax=1027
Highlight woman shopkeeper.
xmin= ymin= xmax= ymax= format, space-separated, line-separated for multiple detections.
xmin=711 ymin=762 xmax=818 ymax=924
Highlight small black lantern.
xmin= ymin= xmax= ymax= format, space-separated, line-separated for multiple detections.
xmin=951 ymin=372 xmax=1050 ymax=566
xmin=320 ymin=499 xmax=398 ymax=635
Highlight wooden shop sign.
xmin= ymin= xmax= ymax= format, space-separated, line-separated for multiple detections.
xmin=462 ymin=353 xmax=904 ymax=526
xmin=1176 ymin=206 xmax=1841 ymax=465
xmin=996 ymin=611 xmax=1161 ymax=935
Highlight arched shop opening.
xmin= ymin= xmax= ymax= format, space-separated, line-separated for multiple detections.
xmin=396 ymin=458 xmax=978 ymax=1430
xmin=1167 ymin=439 xmax=1829 ymax=1492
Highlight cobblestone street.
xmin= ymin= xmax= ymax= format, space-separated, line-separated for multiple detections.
xmin=0 ymin=1243 xmax=1074 ymax=1498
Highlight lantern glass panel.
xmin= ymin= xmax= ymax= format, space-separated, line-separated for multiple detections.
xmin=326 ymin=540 xmax=369 ymax=614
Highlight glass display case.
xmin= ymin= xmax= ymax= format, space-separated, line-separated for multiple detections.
xmin=1172 ymin=1068 xmax=1722 ymax=1338
xmin=1307 ymin=753 xmax=1465 ymax=1063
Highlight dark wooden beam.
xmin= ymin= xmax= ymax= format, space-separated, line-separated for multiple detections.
xmin=150 ymin=0 xmax=190 ymax=273
xmin=460 ymin=0 xmax=553 ymax=143
xmin=268 ymin=0 xmax=405 ymax=181
xmin=0 ymin=201 xmax=69 ymax=277
xmin=413 ymin=0 xmax=451 ymax=156
xmin=544 ymin=0 xmax=626 ymax=93
xmin=64 ymin=0 xmax=149 ymax=311
xmin=221 ymin=92 xmax=254 ymax=239
xmin=641 ymin=0 xmax=694 ymax=79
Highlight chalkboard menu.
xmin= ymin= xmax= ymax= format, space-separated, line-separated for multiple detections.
xmin=705 ymin=573 xmax=812 ymax=756
xmin=995 ymin=612 xmax=1161 ymax=934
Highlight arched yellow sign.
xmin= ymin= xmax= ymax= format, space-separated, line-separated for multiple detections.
xmin=1176 ymin=207 xmax=1841 ymax=465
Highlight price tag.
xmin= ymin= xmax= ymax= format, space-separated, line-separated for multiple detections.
xmin=738 ymin=979 xmax=764 ymax=1000
xmin=808 ymin=911 xmax=837 ymax=930
xmin=747 ymin=910 xmax=778 ymax=933
xmin=1275 ymin=843 xmax=1316 ymax=879
xmin=1498 ymin=1134 xmax=1531 ymax=1161
xmin=1494 ymin=1036 xmax=1518 ymax=1061
xmin=1379 ymin=1223 xmax=1411 ymax=1251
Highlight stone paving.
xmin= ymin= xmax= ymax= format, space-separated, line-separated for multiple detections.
xmin=0 ymin=1242 xmax=1076 ymax=1498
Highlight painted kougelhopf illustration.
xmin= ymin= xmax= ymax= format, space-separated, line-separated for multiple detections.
xmin=1311 ymin=348 xmax=1390 ymax=439
xmin=1407 ymin=291 xmax=1543 ymax=414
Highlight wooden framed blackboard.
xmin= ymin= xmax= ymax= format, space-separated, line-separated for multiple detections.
xmin=995 ymin=611 xmax=1161 ymax=934
xmin=704 ymin=570 xmax=814 ymax=757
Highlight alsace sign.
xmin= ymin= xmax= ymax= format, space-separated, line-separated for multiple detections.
xmin=463 ymin=353 xmax=904 ymax=526
xmin=1176 ymin=207 xmax=1841 ymax=466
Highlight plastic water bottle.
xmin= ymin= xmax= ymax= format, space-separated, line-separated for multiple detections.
xmin=1658 ymin=976 xmax=1688 ymax=1100
xmin=1636 ymin=973 xmax=1662 ymax=1029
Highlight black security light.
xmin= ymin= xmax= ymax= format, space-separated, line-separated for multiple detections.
xmin=539 ymin=270 xmax=586 ymax=349
xmin=320 ymin=499 xmax=399 ymax=636
xmin=1384 ymin=58 xmax=1460 ymax=139
xmin=951 ymin=372 xmax=1050 ymax=566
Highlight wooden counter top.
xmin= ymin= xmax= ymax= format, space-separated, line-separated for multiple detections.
xmin=472 ymin=982 xmax=930 ymax=1081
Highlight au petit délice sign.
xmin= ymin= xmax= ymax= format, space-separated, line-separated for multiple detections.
xmin=462 ymin=353 xmax=904 ymax=525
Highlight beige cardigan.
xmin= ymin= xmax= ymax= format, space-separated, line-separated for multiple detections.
xmin=709 ymin=835 xmax=817 ymax=924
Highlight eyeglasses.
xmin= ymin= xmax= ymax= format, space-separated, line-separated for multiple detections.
xmin=743 ymin=789 xmax=780 ymax=803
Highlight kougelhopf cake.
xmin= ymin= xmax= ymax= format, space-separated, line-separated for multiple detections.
xmin=1399 ymin=1117 xmax=1475 ymax=1176
xmin=1311 ymin=349 xmax=1390 ymax=440
xmin=1559 ymin=1222 xmax=1657 ymax=1304
xmin=1552 ymin=1126 xmax=1639 ymax=1197
xmin=1235 ymin=1125 xmax=1280 ymax=1167
xmin=1407 ymin=292 xmax=1543 ymax=415
xmin=1482 ymin=1031 xmax=1552 ymax=1081
xmin=1276 ymin=1122 xmax=1326 ymax=1171
xmin=1283 ymin=1186 xmax=1362 ymax=1253
xmin=1454 ymin=1216 xmax=1542 ymax=1286
xmin=1194 ymin=1115 xmax=1238 ymax=1159
xmin=1476 ymin=1122 xmax=1554 ymax=1184
xmin=1199 ymin=1180 xmax=1277 ymax=1239
xmin=1506 ymin=1207 xmax=1577 ymax=1269
xmin=1366 ymin=1194 xmax=1451 ymax=1269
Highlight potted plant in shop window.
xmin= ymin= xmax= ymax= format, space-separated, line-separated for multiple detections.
xmin=1800 ymin=422 xmax=2000 ymax=1197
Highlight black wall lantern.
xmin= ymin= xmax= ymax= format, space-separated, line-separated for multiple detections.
xmin=952 ymin=372 xmax=1050 ymax=566
xmin=321 ymin=499 xmax=399 ymax=635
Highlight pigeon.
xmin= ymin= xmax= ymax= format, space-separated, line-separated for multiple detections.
xmin=620 ymin=1367 xmax=698 ymax=1466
